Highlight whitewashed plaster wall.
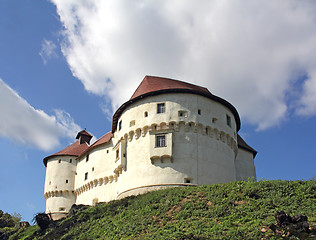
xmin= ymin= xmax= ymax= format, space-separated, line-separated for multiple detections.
xmin=72 ymin=93 xmax=240 ymax=206
xmin=44 ymin=156 xmax=77 ymax=217
xmin=235 ymin=149 xmax=257 ymax=181
xmin=45 ymin=92 xmax=256 ymax=216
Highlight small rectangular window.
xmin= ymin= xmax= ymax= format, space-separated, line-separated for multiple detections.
xmin=92 ymin=167 xmax=94 ymax=171
xmin=178 ymin=111 xmax=187 ymax=117
xmin=85 ymin=172 xmax=88 ymax=180
xmin=119 ymin=120 xmax=122 ymax=130
xmin=198 ymin=109 xmax=201 ymax=115
xmin=69 ymin=159 xmax=72 ymax=163
xmin=226 ymin=115 xmax=231 ymax=128
xmin=65 ymin=179 xmax=68 ymax=183
xmin=156 ymin=135 xmax=166 ymax=147
xmin=59 ymin=207 xmax=65 ymax=211
xmin=157 ymin=103 xmax=165 ymax=114
xmin=116 ymin=149 xmax=119 ymax=159
xmin=58 ymin=159 xmax=61 ymax=163
xmin=184 ymin=178 xmax=192 ymax=183
xmin=130 ymin=120 xmax=135 ymax=127
xmin=86 ymin=155 xmax=89 ymax=162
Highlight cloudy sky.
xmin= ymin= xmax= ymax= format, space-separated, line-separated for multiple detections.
xmin=1 ymin=0 xmax=316 ymax=222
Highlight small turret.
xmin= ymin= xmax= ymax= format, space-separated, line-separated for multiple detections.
xmin=76 ymin=129 xmax=93 ymax=145
xmin=43 ymin=129 xmax=92 ymax=220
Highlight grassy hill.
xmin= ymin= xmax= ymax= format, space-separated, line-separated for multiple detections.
xmin=9 ymin=180 xmax=316 ymax=239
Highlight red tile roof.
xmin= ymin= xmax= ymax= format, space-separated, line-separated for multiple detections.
xmin=76 ymin=129 xmax=92 ymax=139
xmin=237 ymin=134 xmax=257 ymax=157
xmin=130 ymin=76 xmax=211 ymax=100
xmin=90 ymin=132 xmax=113 ymax=148
xmin=77 ymin=131 xmax=113 ymax=158
xmin=112 ymin=75 xmax=241 ymax=132
xmin=43 ymin=141 xmax=90 ymax=167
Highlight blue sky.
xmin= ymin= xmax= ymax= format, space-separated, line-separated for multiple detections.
xmin=1 ymin=0 xmax=316 ymax=223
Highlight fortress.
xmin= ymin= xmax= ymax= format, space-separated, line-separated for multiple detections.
xmin=43 ymin=76 xmax=257 ymax=220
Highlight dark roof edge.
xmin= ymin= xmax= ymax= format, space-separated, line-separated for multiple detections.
xmin=77 ymin=133 xmax=113 ymax=159
xmin=43 ymin=154 xmax=78 ymax=167
xmin=237 ymin=134 xmax=257 ymax=158
xmin=112 ymin=88 xmax=241 ymax=133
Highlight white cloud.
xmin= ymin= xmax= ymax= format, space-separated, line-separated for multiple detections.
xmin=39 ymin=39 xmax=58 ymax=64
xmin=51 ymin=0 xmax=316 ymax=130
xmin=0 ymin=78 xmax=81 ymax=151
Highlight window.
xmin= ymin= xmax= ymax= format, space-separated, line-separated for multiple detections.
xmin=49 ymin=181 xmax=51 ymax=185
xmin=130 ymin=120 xmax=135 ymax=127
xmin=58 ymin=159 xmax=61 ymax=163
xmin=116 ymin=149 xmax=119 ymax=159
xmin=198 ymin=109 xmax=201 ymax=115
xmin=59 ymin=207 xmax=65 ymax=211
xmin=226 ymin=115 xmax=231 ymax=128
xmin=178 ymin=111 xmax=187 ymax=117
xmin=92 ymin=167 xmax=94 ymax=171
xmin=69 ymin=159 xmax=72 ymax=163
xmin=212 ymin=117 xmax=217 ymax=123
xmin=156 ymin=135 xmax=166 ymax=147
xmin=206 ymin=127 xmax=208 ymax=134
xmin=85 ymin=172 xmax=88 ymax=180
xmin=119 ymin=120 xmax=122 ymax=130
xmin=144 ymin=111 xmax=148 ymax=117
xmin=86 ymin=154 xmax=89 ymax=162
xmin=157 ymin=103 xmax=165 ymax=114
xmin=107 ymin=150 xmax=109 ymax=154
xmin=65 ymin=179 xmax=68 ymax=183
xmin=184 ymin=178 xmax=192 ymax=183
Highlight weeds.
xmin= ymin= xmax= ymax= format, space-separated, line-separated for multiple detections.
xmin=11 ymin=180 xmax=316 ymax=240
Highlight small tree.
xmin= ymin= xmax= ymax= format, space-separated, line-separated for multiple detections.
xmin=0 ymin=210 xmax=21 ymax=228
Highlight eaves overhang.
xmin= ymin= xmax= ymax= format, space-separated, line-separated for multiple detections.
xmin=112 ymin=88 xmax=241 ymax=133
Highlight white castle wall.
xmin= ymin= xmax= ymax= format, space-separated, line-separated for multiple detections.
xmin=44 ymin=156 xmax=76 ymax=219
xmin=44 ymin=92 xmax=256 ymax=217
xmin=73 ymin=93 xmax=240 ymax=206
xmin=235 ymin=148 xmax=256 ymax=181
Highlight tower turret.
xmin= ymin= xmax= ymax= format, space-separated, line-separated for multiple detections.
xmin=43 ymin=130 xmax=91 ymax=220
xmin=76 ymin=129 xmax=93 ymax=145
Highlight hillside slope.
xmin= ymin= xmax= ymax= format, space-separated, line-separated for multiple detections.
xmin=11 ymin=180 xmax=316 ymax=239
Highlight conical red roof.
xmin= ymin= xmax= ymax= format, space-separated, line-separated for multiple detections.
xmin=43 ymin=140 xmax=89 ymax=167
xmin=130 ymin=76 xmax=211 ymax=100
xmin=112 ymin=75 xmax=241 ymax=132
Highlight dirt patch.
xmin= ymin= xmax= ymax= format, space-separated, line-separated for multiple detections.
xmin=233 ymin=200 xmax=248 ymax=206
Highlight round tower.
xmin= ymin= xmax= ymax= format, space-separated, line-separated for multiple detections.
xmin=43 ymin=130 xmax=92 ymax=220
xmin=112 ymin=76 xmax=241 ymax=198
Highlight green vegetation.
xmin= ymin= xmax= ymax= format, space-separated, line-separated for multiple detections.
xmin=0 ymin=210 xmax=22 ymax=239
xmin=9 ymin=180 xmax=316 ymax=239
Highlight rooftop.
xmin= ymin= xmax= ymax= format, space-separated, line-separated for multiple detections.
xmin=112 ymin=75 xmax=241 ymax=132
xmin=43 ymin=140 xmax=89 ymax=167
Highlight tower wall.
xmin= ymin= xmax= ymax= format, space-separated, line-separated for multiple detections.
xmin=73 ymin=93 xmax=240 ymax=205
xmin=44 ymin=156 xmax=76 ymax=219
xmin=235 ymin=148 xmax=257 ymax=181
